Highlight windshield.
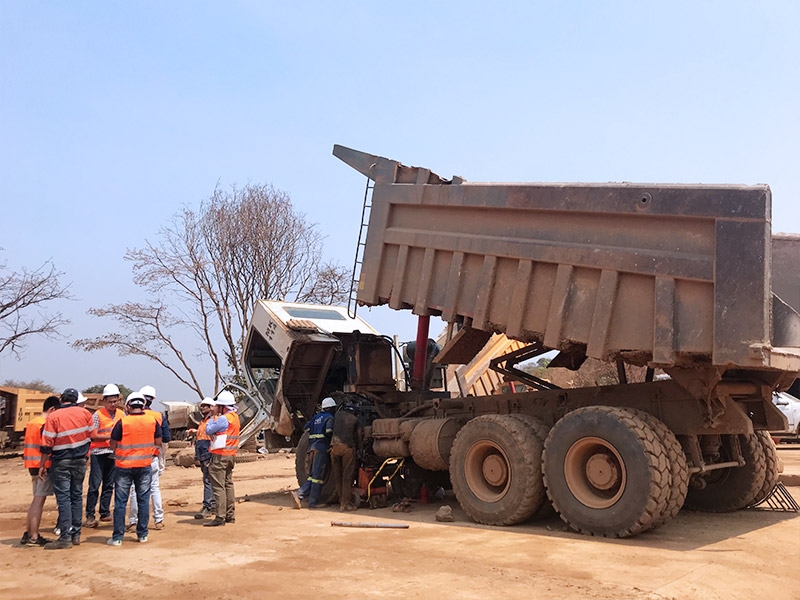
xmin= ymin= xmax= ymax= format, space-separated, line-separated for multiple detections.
xmin=243 ymin=326 xmax=281 ymax=411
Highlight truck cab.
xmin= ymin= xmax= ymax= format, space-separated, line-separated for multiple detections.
xmin=242 ymin=300 xmax=396 ymax=440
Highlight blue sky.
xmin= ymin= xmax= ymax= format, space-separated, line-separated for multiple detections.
xmin=2 ymin=1 xmax=799 ymax=403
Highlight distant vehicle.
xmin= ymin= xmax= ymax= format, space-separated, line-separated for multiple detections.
xmin=772 ymin=392 xmax=800 ymax=434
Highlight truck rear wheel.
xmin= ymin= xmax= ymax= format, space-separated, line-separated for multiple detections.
xmin=542 ymin=407 xmax=670 ymax=537
xmin=683 ymin=433 xmax=766 ymax=512
xmin=294 ymin=431 xmax=336 ymax=505
xmin=747 ymin=431 xmax=780 ymax=507
xmin=450 ymin=414 xmax=546 ymax=526
xmin=506 ymin=414 xmax=556 ymax=520
xmin=630 ymin=410 xmax=689 ymax=526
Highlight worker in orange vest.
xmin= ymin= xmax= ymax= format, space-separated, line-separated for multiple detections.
xmin=193 ymin=397 xmax=216 ymax=520
xmin=204 ymin=390 xmax=240 ymax=527
xmin=20 ymin=395 xmax=61 ymax=547
xmin=39 ymin=387 xmax=96 ymax=550
xmin=107 ymin=392 xmax=161 ymax=546
xmin=85 ymin=384 xmax=123 ymax=528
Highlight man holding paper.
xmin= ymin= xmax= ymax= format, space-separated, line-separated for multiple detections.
xmin=204 ymin=391 xmax=240 ymax=527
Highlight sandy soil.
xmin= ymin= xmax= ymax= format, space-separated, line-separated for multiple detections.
xmin=1 ymin=447 xmax=799 ymax=600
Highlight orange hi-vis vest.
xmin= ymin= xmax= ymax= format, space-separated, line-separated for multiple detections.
xmin=115 ymin=413 xmax=159 ymax=469
xmin=90 ymin=407 xmax=122 ymax=452
xmin=196 ymin=417 xmax=211 ymax=442
xmin=24 ymin=416 xmax=51 ymax=469
xmin=211 ymin=411 xmax=240 ymax=456
xmin=42 ymin=405 xmax=94 ymax=460
xmin=145 ymin=408 xmax=163 ymax=456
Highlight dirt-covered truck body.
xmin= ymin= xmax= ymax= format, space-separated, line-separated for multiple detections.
xmin=243 ymin=146 xmax=800 ymax=537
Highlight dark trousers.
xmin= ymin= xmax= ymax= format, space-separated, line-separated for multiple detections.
xmin=200 ymin=459 xmax=215 ymax=510
xmin=113 ymin=466 xmax=151 ymax=540
xmin=50 ymin=458 xmax=87 ymax=541
xmin=298 ymin=445 xmax=329 ymax=507
xmin=86 ymin=453 xmax=116 ymax=518
xmin=209 ymin=454 xmax=235 ymax=520
xmin=330 ymin=443 xmax=357 ymax=508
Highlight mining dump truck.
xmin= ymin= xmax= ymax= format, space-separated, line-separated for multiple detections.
xmin=242 ymin=146 xmax=799 ymax=538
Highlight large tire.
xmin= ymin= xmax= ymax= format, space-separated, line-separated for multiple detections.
xmin=234 ymin=452 xmax=259 ymax=464
xmin=748 ymin=431 xmax=780 ymax=506
xmin=683 ymin=433 xmax=766 ymax=512
xmin=450 ymin=414 xmax=546 ymax=526
xmin=542 ymin=407 xmax=671 ymax=538
xmin=294 ymin=431 xmax=336 ymax=505
xmin=506 ymin=414 xmax=557 ymax=521
xmin=631 ymin=410 xmax=689 ymax=526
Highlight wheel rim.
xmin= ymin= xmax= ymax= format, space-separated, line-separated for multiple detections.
xmin=564 ymin=437 xmax=626 ymax=509
xmin=464 ymin=439 xmax=511 ymax=502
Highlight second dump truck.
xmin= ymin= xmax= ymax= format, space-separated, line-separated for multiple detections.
xmin=242 ymin=146 xmax=799 ymax=538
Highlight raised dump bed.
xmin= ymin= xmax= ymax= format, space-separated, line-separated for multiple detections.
xmin=335 ymin=145 xmax=800 ymax=374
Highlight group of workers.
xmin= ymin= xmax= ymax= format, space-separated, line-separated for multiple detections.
xmin=20 ymin=385 xmax=241 ymax=549
xmin=292 ymin=396 xmax=363 ymax=512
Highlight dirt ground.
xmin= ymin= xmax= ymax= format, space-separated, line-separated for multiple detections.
xmin=1 ymin=447 xmax=799 ymax=600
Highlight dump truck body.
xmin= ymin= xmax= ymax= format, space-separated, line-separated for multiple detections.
xmin=0 ymin=386 xmax=53 ymax=448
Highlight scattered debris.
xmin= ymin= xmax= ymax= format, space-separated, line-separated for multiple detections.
xmin=392 ymin=499 xmax=413 ymax=513
xmin=435 ymin=505 xmax=454 ymax=522
xmin=167 ymin=499 xmax=189 ymax=507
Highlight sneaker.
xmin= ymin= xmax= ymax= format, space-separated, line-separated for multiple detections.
xmin=20 ymin=531 xmax=30 ymax=545
xmin=99 ymin=515 xmax=112 ymax=523
xmin=203 ymin=517 xmax=225 ymax=527
xmin=152 ymin=521 xmax=165 ymax=530
xmin=125 ymin=523 xmax=137 ymax=533
xmin=72 ymin=534 xmax=81 ymax=546
xmin=194 ymin=507 xmax=211 ymax=520
xmin=106 ymin=538 xmax=122 ymax=547
xmin=44 ymin=539 xmax=73 ymax=550
xmin=138 ymin=535 xmax=148 ymax=543
xmin=85 ymin=516 xmax=98 ymax=528
xmin=27 ymin=535 xmax=53 ymax=547
xmin=290 ymin=490 xmax=302 ymax=509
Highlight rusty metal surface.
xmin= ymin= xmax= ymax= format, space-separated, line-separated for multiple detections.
xmin=335 ymin=145 xmax=800 ymax=372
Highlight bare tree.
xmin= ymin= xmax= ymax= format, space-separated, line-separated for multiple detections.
xmin=0 ymin=252 xmax=70 ymax=357
xmin=74 ymin=184 xmax=349 ymax=400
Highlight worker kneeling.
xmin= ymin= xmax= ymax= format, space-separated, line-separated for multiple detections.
xmin=107 ymin=393 xmax=162 ymax=546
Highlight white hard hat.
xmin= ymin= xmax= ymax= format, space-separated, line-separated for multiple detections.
xmin=126 ymin=392 xmax=146 ymax=408
xmin=77 ymin=393 xmax=88 ymax=404
xmin=102 ymin=383 xmax=120 ymax=397
xmin=216 ymin=390 xmax=236 ymax=406
xmin=139 ymin=385 xmax=156 ymax=399
xmin=200 ymin=397 xmax=215 ymax=406
xmin=321 ymin=397 xmax=336 ymax=409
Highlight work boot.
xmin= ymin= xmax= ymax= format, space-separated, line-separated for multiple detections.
xmin=99 ymin=515 xmax=112 ymax=523
xmin=225 ymin=517 xmax=235 ymax=524
xmin=85 ymin=516 xmax=98 ymax=528
xmin=153 ymin=521 xmax=165 ymax=530
xmin=290 ymin=490 xmax=302 ymax=509
xmin=72 ymin=534 xmax=81 ymax=546
xmin=194 ymin=507 xmax=211 ymax=520
xmin=44 ymin=539 xmax=73 ymax=550
xmin=203 ymin=517 xmax=226 ymax=527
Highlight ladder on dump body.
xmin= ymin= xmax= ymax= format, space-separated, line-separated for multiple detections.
xmin=348 ymin=178 xmax=374 ymax=319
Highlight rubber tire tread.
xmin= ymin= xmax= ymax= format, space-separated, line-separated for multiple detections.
xmin=506 ymin=414 xmax=557 ymax=520
xmin=234 ymin=453 xmax=259 ymax=464
xmin=542 ymin=406 xmax=671 ymax=538
xmin=294 ymin=431 xmax=337 ymax=505
xmin=748 ymin=431 xmax=780 ymax=506
xmin=629 ymin=409 xmax=689 ymax=527
xmin=683 ymin=432 xmax=766 ymax=513
xmin=450 ymin=414 xmax=546 ymax=526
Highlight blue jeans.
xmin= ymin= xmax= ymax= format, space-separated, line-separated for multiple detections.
xmin=50 ymin=458 xmax=87 ymax=541
xmin=298 ymin=445 xmax=329 ymax=507
xmin=86 ymin=453 xmax=116 ymax=518
xmin=113 ymin=466 xmax=151 ymax=540
xmin=200 ymin=459 xmax=215 ymax=510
